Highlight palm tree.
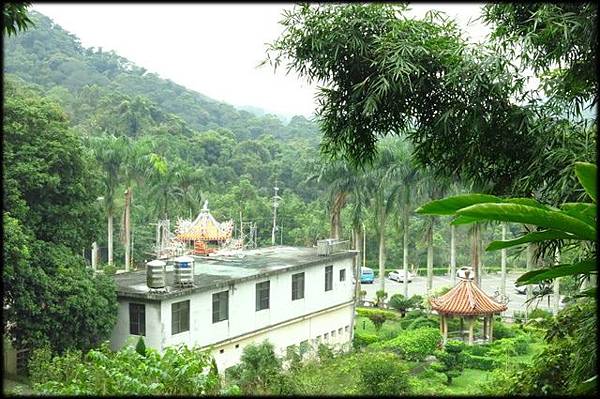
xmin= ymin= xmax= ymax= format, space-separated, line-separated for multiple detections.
xmin=121 ymin=138 xmax=153 ymax=271
xmin=389 ymin=140 xmax=420 ymax=298
xmin=415 ymin=168 xmax=452 ymax=294
xmin=310 ymin=160 xmax=360 ymax=239
xmin=91 ymin=135 xmax=126 ymax=266
xmin=366 ymin=144 xmax=402 ymax=293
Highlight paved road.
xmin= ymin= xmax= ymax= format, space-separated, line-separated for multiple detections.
xmin=360 ymin=272 xmax=563 ymax=316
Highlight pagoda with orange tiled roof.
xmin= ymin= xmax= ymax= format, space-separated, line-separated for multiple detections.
xmin=430 ymin=270 xmax=507 ymax=345
xmin=175 ymin=200 xmax=234 ymax=255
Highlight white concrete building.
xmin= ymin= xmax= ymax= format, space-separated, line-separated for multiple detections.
xmin=110 ymin=245 xmax=357 ymax=371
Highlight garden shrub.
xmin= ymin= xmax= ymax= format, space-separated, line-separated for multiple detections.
xmin=29 ymin=342 xmax=220 ymax=395
xmin=431 ymin=340 xmax=466 ymax=384
xmin=352 ymin=332 xmax=380 ymax=349
xmin=355 ymin=308 xmax=398 ymax=331
xmin=358 ymin=352 xmax=411 ymax=395
xmin=528 ymin=308 xmax=553 ymax=320
xmin=407 ymin=316 xmax=438 ymax=330
xmin=370 ymin=327 xmax=441 ymax=361
xmin=464 ymin=343 xmax=491 ymax=357
xmin=464 ymin=354 xmax=497 ymax=370
xmin=493 ymin=319 xmax=516 ymax=339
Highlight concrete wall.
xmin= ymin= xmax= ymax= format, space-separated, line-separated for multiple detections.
xmin=111 ymin=256 xmax=356 ymax=369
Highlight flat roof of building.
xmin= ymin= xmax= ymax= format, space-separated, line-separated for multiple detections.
xmin=113 ymin=245 xmax=356 ymax=301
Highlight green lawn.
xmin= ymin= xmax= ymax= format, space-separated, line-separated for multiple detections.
xmin=447 ymin=368 xmax=491 ymax=395
xmin=3 ymin=378 xmax=34 ymax=396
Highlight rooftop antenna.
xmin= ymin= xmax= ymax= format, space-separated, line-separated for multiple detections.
xmin=271 ymin=186 xmax=282 ymax=246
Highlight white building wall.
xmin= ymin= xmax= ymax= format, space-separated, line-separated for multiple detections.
xmin=110 ymin=300 xmax=162 ymax=351
xmin=112 ymin=255 xmax=356 ymax=369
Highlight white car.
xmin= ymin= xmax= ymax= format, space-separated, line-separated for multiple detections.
xmin=457 ymin=266 xmax=474 ymax=280
xmin=387 ymin=269 xmax=414 ymax=283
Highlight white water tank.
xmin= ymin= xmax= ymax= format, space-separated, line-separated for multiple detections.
xmin=146 ymin=260 xmax=166 ymax=289
xmin=174 ymin=255 xmax=194 ymax=287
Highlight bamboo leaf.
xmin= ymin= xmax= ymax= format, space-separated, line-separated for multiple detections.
xmin=486 ymin=229 xmax=578 ymax=251
xmin=515 ymin=259 xmax=596 ymax=286
xmin=574 ymin=162 xmax=596 ymax=202
xmin=450 ymin=215 xmax=481 ymax=225
xmin=415 ymin=194 xmax=501 ymax=215
xmin=456 ymin=203 xmax=596 ymax=240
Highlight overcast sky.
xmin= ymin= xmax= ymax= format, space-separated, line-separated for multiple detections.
xmin=32 ymin=3 xmax=490 ymax=119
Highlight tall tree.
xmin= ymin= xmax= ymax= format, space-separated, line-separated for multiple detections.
xmin=91 ymin=135 xmax=126 ymax=265
xmin=366 ymin=143 xmax=402 ymax=292
xmin=3 ymin=80 xmax=116 ymax=352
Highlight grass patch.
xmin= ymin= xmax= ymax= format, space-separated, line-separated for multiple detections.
xmin=446 ymin=368 xmax=491 ymax=395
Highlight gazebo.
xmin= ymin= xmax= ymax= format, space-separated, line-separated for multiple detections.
xmin=429 ymin=271 xmax=508 ymax=345
xmin=175 ymin=201 xmax=234 ymax=255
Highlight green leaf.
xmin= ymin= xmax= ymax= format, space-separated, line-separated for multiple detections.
xmin=456 ymin=203 xmax=596 ymax=241
xmin=560 ymin=202 xmax=596 ymax=227
xmin=574 ymin=162 xmax=597 ymax=202
xmin=450 ymin=215 xmax=481 ymax=225
xmin=515 ymin=259 xmax=596 ymax=286
xmin=415 ymin=194 xmax=501 ymax=215
xmin=572 ymin=287 xmax=596 ymax=299
xmin=486 ymin=229 xmax=578 ymax=251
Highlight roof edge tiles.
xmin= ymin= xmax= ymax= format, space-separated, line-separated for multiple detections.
xmin=429 ymin=278 xmax=507 ymax=316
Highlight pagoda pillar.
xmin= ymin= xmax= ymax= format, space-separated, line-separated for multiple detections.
xmin=468 ymin=317 xmax=474 ymax=345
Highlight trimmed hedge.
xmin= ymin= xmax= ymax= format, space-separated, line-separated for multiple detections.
xmin=353 ymin=332 xmax=380 ymax=349
xmin=369 ymin=327 xmax=441 ymax=361
xmin=464 ymin=343 xmax=491 ymax=357
xmin=464 ymin=354 xmax=497 ymax=370
xmin=356 ymin=307 xmax=399 ymax=320
xmin=406 ymin=316 xmax=439 ymax=330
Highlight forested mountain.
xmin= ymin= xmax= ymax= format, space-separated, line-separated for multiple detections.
xmin=4 ymin=10 xmax=328 ymax=265
xmin=3 ymin=10 xmax=524 ymax=271
xmin=4 ymin=11 xmax=319 ymax=141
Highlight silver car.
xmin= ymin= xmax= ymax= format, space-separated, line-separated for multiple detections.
xmin=388 ymin=269 xmax=414 ymax=282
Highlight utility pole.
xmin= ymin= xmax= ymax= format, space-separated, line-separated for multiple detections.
xmin=271 ymin=187 xmax=282 ymax=246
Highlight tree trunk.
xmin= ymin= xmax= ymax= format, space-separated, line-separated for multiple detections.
xmin=526 ymin=242 xmax=534 ymax=302
xmin=501 ymin=223 xmax=507 ymax=296
xmin=403 ymin=208 xmax=410 ymax=298
xmin=553 ymin=248 xmax=561 ymax=315
xmin=450 ymin=224 xmax=456 ymax=286
xmin=108 ymin=211 xmax=114 ymax=265
xmin=330 ymin=192 xmax=346 ymax=239
xmin=124 ymin=187 xmax=132 ymax=272
xmin=378 ymin=214 xmax=387 ymax=293
xmin=470 ymin=223 xmax=479 ymax=284
xmin=476 ymin=224 xmax=482 ymax=285
xmin=354 ymin=225 xmax=363 ymax=302
xmin=426 ymin=218 xmax=434 ymax=293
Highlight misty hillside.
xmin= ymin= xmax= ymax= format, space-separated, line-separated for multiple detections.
xmin=3 ymin=10 xmax=320 ymax=142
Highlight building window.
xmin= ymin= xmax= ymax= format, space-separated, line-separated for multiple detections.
xmin=339 ymin=269 xmax=346 ymax=282
xmin=171 ymin=300 xmax=190 ymax=335
xmin=299 ymin=340 xmax=309 ymax=355
xmin=256 ymin=281 xmax=270 ymax=311
xmin=325 ymin=265 xmax=333 ymax=291
xmin=212 ymin=290 xmax=229 ymax=323
xmin=345 ymin=325 xmax=350 ymax=333
xmin=292 ymin=272 xmax=305 ymax=300
xmin=331 ymin=329 xmax=336 ymax=337
xmin=338 ymin=328 xmax=343 ymax=335
xmin=324 ymin=332 xmax=329 ymax=341
xmin=219 ymin=348 xmax=225 ymax=354
xmin=235 ymin=344 xmax=240 ymax=349
xmin=316 ymin=335 xmax=321 ymax=343
xmin=129 ymin=303 xmax=146 ymax=336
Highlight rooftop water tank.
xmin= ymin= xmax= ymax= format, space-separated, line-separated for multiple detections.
xmin=174 ymin=255 xmax=194 ymax=287
xmin=146 ymin=259 xmax=166 ymax=289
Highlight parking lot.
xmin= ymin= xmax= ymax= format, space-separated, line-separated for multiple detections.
xmin=360 ymin=272 xmax=563 ymax=316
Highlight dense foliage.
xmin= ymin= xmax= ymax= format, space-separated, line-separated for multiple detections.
xmin=28 ymin=343 xmax=222 ymax=395
xmin=3 ymin=80 xmax=117 ymax=352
